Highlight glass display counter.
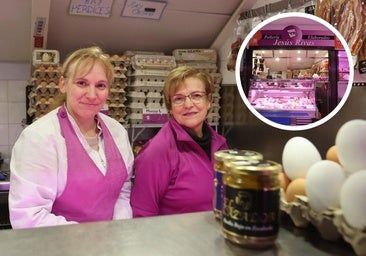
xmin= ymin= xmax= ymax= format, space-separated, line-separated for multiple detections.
xmin=248 ymin=79 xmax=318 ymax=125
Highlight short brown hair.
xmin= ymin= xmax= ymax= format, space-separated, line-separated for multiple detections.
xmin=163 ymin=66 xmax=214 ymax=110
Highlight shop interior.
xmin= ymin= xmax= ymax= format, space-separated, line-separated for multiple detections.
xmin=0 ymin=0 xmax=365 ymax=255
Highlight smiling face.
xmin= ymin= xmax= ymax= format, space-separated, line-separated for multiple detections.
xmin=170 ymin=77 xmax=211 ymax=137
xmin=59 ymin=60 xmax=109 ymax=125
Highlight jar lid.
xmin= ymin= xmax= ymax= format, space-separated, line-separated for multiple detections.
xmin=224 ymin=159 xmax=282 ymax=176
xmin=214 ymin=149 xmax=263 ymax=161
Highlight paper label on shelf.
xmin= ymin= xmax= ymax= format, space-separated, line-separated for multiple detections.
xmin=143 ymin=108 xmax=168 ymax=124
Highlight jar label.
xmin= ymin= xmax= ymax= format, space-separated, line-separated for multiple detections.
xmin=222 ymin=186 xmax=279 ymax=237
xmin=214 ymin=171 xmax=224 ymax=212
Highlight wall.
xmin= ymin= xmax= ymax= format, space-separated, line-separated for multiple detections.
xmin=0 ymin=63 xmax=30 ymax=159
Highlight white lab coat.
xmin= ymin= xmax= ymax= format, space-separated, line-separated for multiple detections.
xmin=9 ymin=106 xmax=134 ymax=229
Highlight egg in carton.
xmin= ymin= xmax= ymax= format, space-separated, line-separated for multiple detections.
xmin=110 ymin=56 xmax=130 ymax=70
xmin=172 ymin=49 xmax=217 ymax=64
xmin=177 ymin=62 xmax=218 ymax=73
xmin=333 ymin=210 xmax=366 ymax=256
xmin=110 ymin=54 xmax=131 ymax=66
xmin=111 ymin=80 xmax=128 ymax=90
xmin=108 ymin=105 xmax=127 ymax=117
xmin=145 ymin=102 xmax=162 ymax=109
xmin=131 ymin=55 xmax=176 ymax=71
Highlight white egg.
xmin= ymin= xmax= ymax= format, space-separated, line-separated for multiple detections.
xmin=336 ymin=119 xmax=366 ymax=174
xmin=340 ymin=170 xmax=366 ymax=229
xmin=306 ymin=160 xmax=346 ymax=212
xmin=282 ymin=136 xmax=321 ymax=180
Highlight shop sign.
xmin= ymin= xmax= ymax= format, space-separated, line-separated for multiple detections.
xmin=68 ymin=0 xmax=114 ymax=18
xmin=249 ymin=25 xmax=336 ymax=48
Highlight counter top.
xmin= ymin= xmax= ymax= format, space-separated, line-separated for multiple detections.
xmin=0 ymin=211 xmax=355 ymax=256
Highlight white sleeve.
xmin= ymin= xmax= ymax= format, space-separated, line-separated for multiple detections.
xmin=9 ymin=123 xmax=77 ymax=229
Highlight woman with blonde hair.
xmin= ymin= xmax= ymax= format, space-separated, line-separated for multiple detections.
xmin=9 ymin=46 xmax=134 ymax=228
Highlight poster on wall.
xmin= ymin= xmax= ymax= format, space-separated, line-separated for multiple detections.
xmin=68 ymin=0 xmax=114 ymax=18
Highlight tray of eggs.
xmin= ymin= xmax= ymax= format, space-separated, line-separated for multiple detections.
xmin=279 ymin=120 xmax=366 ymax=255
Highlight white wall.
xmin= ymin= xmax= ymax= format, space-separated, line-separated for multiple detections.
xmin=0 ymin=63 xmax=30 ymax=158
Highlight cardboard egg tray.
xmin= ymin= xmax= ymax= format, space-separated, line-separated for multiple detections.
xmin=280 ymin=192 xmax=366 ymax=255
xmin=176 ymin=62 xmax=218 ymax=73
xmin=173 ymin=49 xmax=217 ymax=63
xmin=212 ymin=92 xmax=221 ymax=104
xmin=206 ymin=112 xmax=220 ymax=123
xmin=126 ymin=113 xmax=143 ymax=124
xmin=146 ymin=92 xmax=162 ymax=103
xmin=128 ymin=80 xmax=164 ymax=93
xmin=111 ymin=81 xmax=128 ymax=90
xmin=210 ymin=73 xmax=223 ymax=84
xmin=131 ymin=55 xmax=176 ymax=70
xmin=126 ymin=91 xmax=146 ymax=103
xmin=33 ymin=69 xmax=62 ymax=81
xmin=124 ymin=50 xmax=165 ymax=57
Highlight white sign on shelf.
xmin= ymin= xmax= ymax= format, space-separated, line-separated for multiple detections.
xmin=68 ymin=0 xmax=114 ymax=18
xmin=121 ymin=0 xmax=167 ymax=20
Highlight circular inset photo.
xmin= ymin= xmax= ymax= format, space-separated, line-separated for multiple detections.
xmin=235 ymin=12 xmax=354 ymax=131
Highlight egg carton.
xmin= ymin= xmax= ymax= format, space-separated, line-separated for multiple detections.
xmin=145 ymin=102 xmax=162 ymax=109
xmin=123 ymin=50 xmax=165 ymax=57
xmin=109 ymin=54 xmax=131 ymax=66
xmin=108 ymin=106 xmax=127 ymax=115
xmin=280 ymin=193 xmax=366 ymax=255
xmin=113 ymin=66 xmax=128 ymax=75
xmin=131 ymin=55 xmax=176 ymax=70
xmin=177 ymin=62 xmax=218 ymax=73
xmin=172 ymin=49 xmax=217 ymax=63
xmin=210 ymin=73 xmax=223 ymax=84
xmin=206 ymin=113 xmax=220 ymax=123
xmin=111 ymin=80 xmax=128 ymax=90
xmin=126 ymin=91 xmax=146 ymax=103
xmin=33 ymin=68 xmax=62 ymax=80
xmin=146 ymin=92 xmax=162 ymax=103
xmin=32 ymin=49 xmax=60 ymax=67
xmin=128 ymin=69 xmax=171 ymax=77
xmin=126 ymin=113 xmax=143 ymax=124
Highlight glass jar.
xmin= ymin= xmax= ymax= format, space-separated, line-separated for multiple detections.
xmin=222 ymin=159 xmax=281 ymax=248
xmin=213 ymin=150 xmax=263 ymax=219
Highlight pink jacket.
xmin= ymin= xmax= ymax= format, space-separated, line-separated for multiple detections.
xmin=131 ymin=118 xmax=228 ymax=217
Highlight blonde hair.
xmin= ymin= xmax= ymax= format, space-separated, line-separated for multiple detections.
xmin=163 ymin=66 xmax=214 ymax=110
xmin=51 ymin=46 xmax=113 ymax=109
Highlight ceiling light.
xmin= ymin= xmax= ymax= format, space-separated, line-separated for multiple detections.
xmin=297 ymin=57 xmax=302 ymax=61
xmin=275 ymin=57 xmax=280 ymax=61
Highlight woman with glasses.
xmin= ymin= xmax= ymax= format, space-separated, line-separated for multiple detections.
xmin=131 ymin=66 xmax=228 ymax=217
xmin=9 ymin=47 xmax=134 ymax=228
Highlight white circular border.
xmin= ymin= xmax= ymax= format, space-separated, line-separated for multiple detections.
xmin=235 ymin=12 xmax=354 ymax=131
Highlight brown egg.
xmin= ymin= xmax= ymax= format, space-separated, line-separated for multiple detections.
xmin=326 ymin=145 xmax=341 ymax=165
xmin=278 ymin=171 xmax=290 ymax=191
xmin=285 ymin=178 xmax=306 ymax=202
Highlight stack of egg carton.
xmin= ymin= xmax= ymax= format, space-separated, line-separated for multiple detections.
xmin=124 ymin=51 xmax=176 ymax=124
xmin=108 ymin=54 xmax=130 ymax=124
xmin=27 ymin=50 xmax=62 ymax=122
xmin=172 ymin=49 xmax=222 ymax=124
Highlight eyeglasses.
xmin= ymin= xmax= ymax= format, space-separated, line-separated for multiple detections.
xmin=171 ymin=91 xmax=207 ymax=105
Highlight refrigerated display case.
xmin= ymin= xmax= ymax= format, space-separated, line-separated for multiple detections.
xmin=248 ymin=79 xmax=318 ymax=125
